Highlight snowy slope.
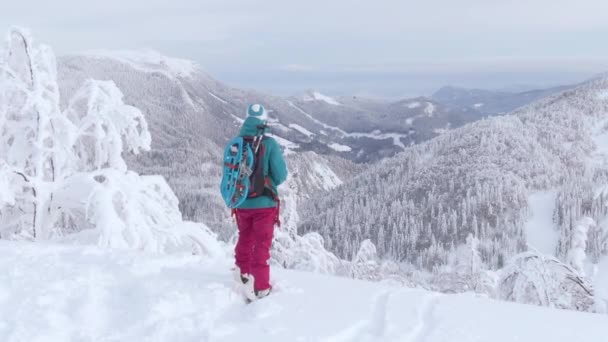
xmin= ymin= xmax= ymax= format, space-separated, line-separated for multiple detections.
xmin=525 ymin=191 xmax=560 ymax=255
xmin=301 ymin=90 xmax=342 ymax=105
xmin=56 ymin=54 xmax=363 ymax=237
xmin=82 ymin=50 xmax=199 ymax=78
xmin=1 ymin=241 xmax=607 ymax=342
xmin=303 ymin=77 xmax=608 ymax=271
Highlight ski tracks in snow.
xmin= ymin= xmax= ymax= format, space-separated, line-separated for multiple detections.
xmin=403 ymin=293 xmax=442 ymax=342
xmin=324 ymin=291 xmax=443 ymax=342
xmin=321 ymin=290 xmax=392 ymax=342
xmin=369 ymin=291 xmax=391 ymax=337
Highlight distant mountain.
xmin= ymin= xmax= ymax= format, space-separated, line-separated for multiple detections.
xmin=290 ymin=92 xmax=486 ymax=158
xmin=432 ymin=84 xmax=576 ymax=115
xmin=55 ymin=51 xmax=541 ymax=242
xmin=56 ymin=52 xmax=365 ymax=238
xmin=302 ymin=76 xmax=608 ymax=275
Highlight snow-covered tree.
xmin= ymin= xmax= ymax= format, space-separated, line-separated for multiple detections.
xmin=433 ymin=234 xmax=496 ymax=294
xmin=63 ymin=79 xmax=151 ymax=172
xmin=0 ymin=161 xmax=15 ymax=210
xmin=0 ymin=28 xmax=70 ymax=239
xmin=0 ymin=28 xmax=218 ymax=255
xmin=352 ymin=239 xmax=380 ymax=280
xmin=273 ymin=232 xmax=343 ymax=274
xmin=498 ymin=251 xmax=596 ymax=312
xmin=568 ymin=217 xmax=594 ymax=276
xmin=270 ymin=171 xmax=345 ymax=275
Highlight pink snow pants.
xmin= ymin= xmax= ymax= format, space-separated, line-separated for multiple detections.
xmin=234 ymin=207 xmax=277 ymax=291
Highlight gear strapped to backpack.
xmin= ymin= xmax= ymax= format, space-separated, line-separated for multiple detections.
xmin=220 ymin=124 xmax=278 ymax=209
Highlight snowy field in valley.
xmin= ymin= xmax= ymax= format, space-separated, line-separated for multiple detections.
xmin=1 ymin=241 xmax=606 ymax=342
xmin=525 ymin=191 xmax=559 ymax=255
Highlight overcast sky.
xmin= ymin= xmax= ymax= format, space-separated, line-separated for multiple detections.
xmin=3 ymin=0 xmax=608 ymax=98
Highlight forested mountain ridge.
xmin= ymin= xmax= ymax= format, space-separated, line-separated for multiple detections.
xmin=301 ymin=77 xmax=608 ymax=273
xmin=54 ymin=51 xmax=496 ymax=238
xmin=432 ymin=84 xmax=577 ymax=115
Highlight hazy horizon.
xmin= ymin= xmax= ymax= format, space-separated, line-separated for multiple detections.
xmin=2 ymin=0 xmax=607 ymax=98
xmin=214 ymin=69 xmax=598 ymax=99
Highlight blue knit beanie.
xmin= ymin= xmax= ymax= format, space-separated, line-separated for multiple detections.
xmin=246 ymin=104 xmax=268 ymax=121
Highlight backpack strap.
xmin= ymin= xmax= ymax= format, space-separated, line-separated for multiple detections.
xmin=263 ymin=176 xmax=281 ymax=227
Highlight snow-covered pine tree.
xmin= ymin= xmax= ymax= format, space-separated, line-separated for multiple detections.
xmin=568 ymin=217 xmax=594 ymax=276
xmin=433 ymin=234 xmax=496 ymax=294
xmin=352 ymin=239 xmax=380 ymax=280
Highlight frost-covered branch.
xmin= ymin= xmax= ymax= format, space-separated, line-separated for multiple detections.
xmin=0 ymin=28 xmax=216 ymax=256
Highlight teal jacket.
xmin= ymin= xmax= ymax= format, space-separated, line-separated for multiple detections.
xmin=237 ymin=117 xmax=288 ymax=209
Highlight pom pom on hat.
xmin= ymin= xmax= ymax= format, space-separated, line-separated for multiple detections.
xmin=246 ymin=103 xmax=268 ymax=121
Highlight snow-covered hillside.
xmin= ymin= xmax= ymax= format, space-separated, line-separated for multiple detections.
xmin=3 ymin=27 xmax=607 ymax=332
xmin=54 ymin=49 xmax=567 ymax=243
xmin=302 ymin=76 xmax=608 ymax=311
xmin=57 ymin=53 xmax=364 ymax=237
xmin=58 ymin=53 xmax=416 ymax=163
xmin=1 ymin=241 xmax=606 ymax=342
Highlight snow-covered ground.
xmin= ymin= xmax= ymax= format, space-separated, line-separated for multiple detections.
xmin=82 ymin=50 xmax=198 ymax=78
xmin=208 ymin=92 xmax=228 ymax=104
xmin=288 ymin=123 xmax=314 ymax=137
xmin=328 ymin=142 xmax=353 ymax=152
xmin=424 ymin=102 xmax=436 ymax=116
xmin=303 ymin=91 xmax=342 ymax=106
xmin=525 ymin=191 xmax=559 ymax=255
xmin=1 ymin=241 xmax=607 ymax=342
xmin=595 ymin=257 xmax=608 ymax=307
xmin=267 ymin=133 xmax=300 ymax=155
xmin=311 ymin=161 xmax=343 ymax=190
xmin=432 ymin=128 xmax=450 ymax=135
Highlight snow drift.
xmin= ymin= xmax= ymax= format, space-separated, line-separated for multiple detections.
xmin=1 ymin=241 xmax=607 ymax=342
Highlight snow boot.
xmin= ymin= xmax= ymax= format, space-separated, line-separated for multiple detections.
xmin=232 ymin=266 xmax=257 ymax=302
xmin=255 ymin=287 xmax=272 ymax=299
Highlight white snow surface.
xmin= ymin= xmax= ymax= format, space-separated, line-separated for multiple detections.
xmin=424 ymin=102 xmax=436 ymax=116
xmin=525 ymin=191 xmax=559 ymax=255
xmin=595 ymin=257 xmax=608 ymax=310
xmin=208 ymin=92 xmax=228 ymax=104
xmin=230 ymin=114 xmax=244 ymax=124
xmin=598 ymin=90 xmax=608 ymax=100
xmin=328 ymin=142 xmax=353 ymax=152
xmin=267 ymin=134 xmax=299 ymax=155
xmin=307 ymin=91 xmax=341 ymax=105
xmin=288 ymin=123 xmax=314 ymax=137
xmin=407 ymin=101 xmax=421 ymax=109
xmin=1 ymin=241 xmax=607 ymax=342
xmin=474 ymin=103 xmax=484 ymax=108
xmin=82 ymin=50 xmax=198 ymax=78
xmin=590 ymin=118 xmax=608 ymax=167
xmin=311 ymin=161 xmax=343 ymax=190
